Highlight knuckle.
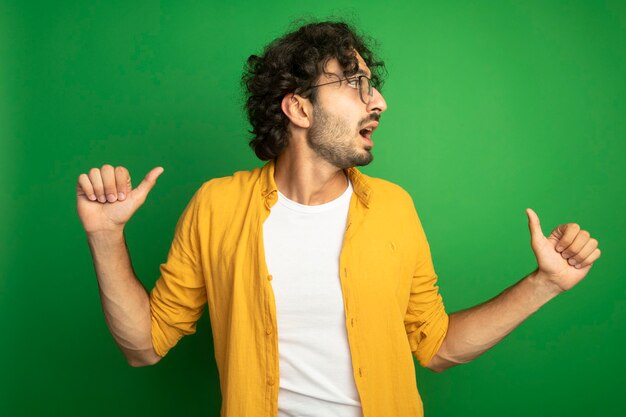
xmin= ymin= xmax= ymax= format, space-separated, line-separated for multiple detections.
xmin=580 ymin=230 xmax=590 ymax=239
xmin=589 ymin=238 xmax=598 ymax=247
xmin=569 ymin=223 xmax=580 ymax=232
xmin=116 ymin=167 xmax=131 ymax=184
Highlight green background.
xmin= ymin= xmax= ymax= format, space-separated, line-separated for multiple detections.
xmin=2 ymin=1 xmax=625 ymax=416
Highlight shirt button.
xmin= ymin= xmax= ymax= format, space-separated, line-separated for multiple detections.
xmin=268 ymin=376 xmax=275 ymax=386
xmin=265 ymin=328 xmax=272 ymax=335
xmin=267 ymin=275 xmax=273 ymax=281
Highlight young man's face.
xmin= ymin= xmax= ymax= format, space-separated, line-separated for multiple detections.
xmin=306 ymin=52 xmax=387 ymax=169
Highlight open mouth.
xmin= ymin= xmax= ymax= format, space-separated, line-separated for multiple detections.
xmin=359 ymin=127 xmax=373 ymax=140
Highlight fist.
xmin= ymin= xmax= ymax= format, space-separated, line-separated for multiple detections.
xmin=76 ymin=165 xmax=164 ymax=234
xmin=526 ymin=208 xmax=601 ymax=292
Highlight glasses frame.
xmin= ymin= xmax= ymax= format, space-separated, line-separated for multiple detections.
xmin=307 ymin=75 xmax=373 ymax=105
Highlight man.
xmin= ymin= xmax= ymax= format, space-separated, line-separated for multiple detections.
xmin=76 ymin=21 xmax=601 ymax=417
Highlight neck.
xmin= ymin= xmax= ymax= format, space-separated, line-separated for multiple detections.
xmin=274 ymin=143 xmax=349 ymax=206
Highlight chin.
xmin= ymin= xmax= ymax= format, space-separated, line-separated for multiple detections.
xmin=352 ymin=152 xmax=373 ymax=168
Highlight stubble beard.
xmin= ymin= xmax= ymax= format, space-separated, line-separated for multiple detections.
xmin=307 ymin=104 xmax=373 ymax=170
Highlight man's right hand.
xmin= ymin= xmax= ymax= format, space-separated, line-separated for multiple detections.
xmin=76 ymin=165 xmax=164 ymax=234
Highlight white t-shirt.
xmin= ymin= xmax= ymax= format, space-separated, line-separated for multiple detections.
xmin=263 ymin=180 xmax=362 ymax=417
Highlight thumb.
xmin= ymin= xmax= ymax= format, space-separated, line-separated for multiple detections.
xmin=132 ymin=166 xmax=164 ymax=203
xmin=526 ymin=208 xmax=545 ymax=244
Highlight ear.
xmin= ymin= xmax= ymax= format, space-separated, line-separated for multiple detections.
xmin=281 ymin=93 xmax=311 ymax=129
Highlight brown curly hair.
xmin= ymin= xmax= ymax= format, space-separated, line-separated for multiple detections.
xmin=242 ymin=21 xmax=386 ymax=161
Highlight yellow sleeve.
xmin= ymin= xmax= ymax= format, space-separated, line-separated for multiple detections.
xmin=150 ymin=186 xmax=208 ymax=357
xmin=404 ymin=210 xmax=449 ymax=367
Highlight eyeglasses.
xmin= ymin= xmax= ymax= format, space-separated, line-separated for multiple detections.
xmin=308 ymin=75 xmax=374 ymax=105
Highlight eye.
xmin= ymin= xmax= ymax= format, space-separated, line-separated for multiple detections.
xmin=346 ymin=78 xmax=359 ymax=88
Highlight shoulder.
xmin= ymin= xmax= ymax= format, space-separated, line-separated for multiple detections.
xmin=192 ymin=165 xmax=263 ymax=203
xmin=172 ymin=165 xmax=264 ymax=225
xmin=360 ymin=172 xmax=415 ymax=207
xmin=355 ymin=172 xmax=423 ymax=230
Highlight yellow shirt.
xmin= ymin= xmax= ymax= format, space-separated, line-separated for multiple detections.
xmin=150 ymin=160 xmax=449 ymax=417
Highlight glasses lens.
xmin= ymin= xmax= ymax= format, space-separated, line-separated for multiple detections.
xmin=359 ymin=77 xmax=372 ymax=104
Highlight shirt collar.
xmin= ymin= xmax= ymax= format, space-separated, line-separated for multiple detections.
xmin=260 ymin=160 xmax=372 ymax=208
xmin=345 ymin=166 xmax=372 ymax=207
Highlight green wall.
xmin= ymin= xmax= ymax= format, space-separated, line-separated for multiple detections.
xmin=2 ymin=1 xmax=625 ymax=416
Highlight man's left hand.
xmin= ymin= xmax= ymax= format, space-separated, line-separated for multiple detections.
xmin=526 ymin=208 xmax=601 ymax=293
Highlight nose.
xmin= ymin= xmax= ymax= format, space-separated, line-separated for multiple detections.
xmin=367 ymin=87 xmax=387 ymax=113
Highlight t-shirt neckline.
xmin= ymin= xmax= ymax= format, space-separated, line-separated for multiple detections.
xmin=277 ymin=180 xmax=353 ymax=214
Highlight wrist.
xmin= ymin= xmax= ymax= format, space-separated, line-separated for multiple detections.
xmin=527 ymin=269 xmax=564 ymax=302
xmin=86 ymin=229 xmax=125 ymax=246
